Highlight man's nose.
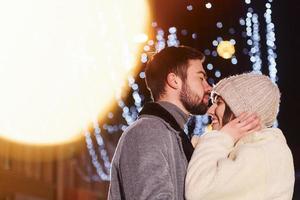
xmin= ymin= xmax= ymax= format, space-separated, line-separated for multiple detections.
xmin=204 ymin=80 xmax=212 ymax=92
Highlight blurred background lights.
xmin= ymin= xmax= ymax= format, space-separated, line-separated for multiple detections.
xmin=212 ymin=40 xmax=218 ymax=46
xmin=167 ymin=27 xmax=180 ymax=47
xmin=139 ymin=71 xmax=146 ymax=79
xmin=215 ymin=70 xmax=221 ymax=78
xmin=143 ymin=45 xmax=150 ymax=51
xmin=134 ymin=33 xmax=149 ymax=43
xmin=216 ymin=40 xmax=236 ymax=59
xmin=231 ymin=57 xmax=238 ymax=65
xmin=212 ymin=50 xmax=218 ymax=57
xmin=192 ymin=33 xmax=198 ymax=39
xmin=151 ymin=21 xmax=158 ymax=27
xmin=216 ymin=22 xmax=223 ymax=28
xmin=187 ymin=5 xmax=193 ymax=11
xmin=208 ymin=78 xmax=215 ymax=85
xmin=207 ymin=63 xmax=213 ymax=70
xmin=229 ymin=39 xmax=236 ymax=45
xmin=181 ymin=29 xmax=188 ymax=36
xmin=229 ymin=28 xmax=236 ymax=34
xmin=0 ymin=0 xmax=150 ymax=145
xmin=245 ymin=0 xmax=251 ymax=4
xmin=264 ymin=1 xmax=277 ymax=82
xmin=217 ymin=36 xmax=223 ymax=42
xmin=205 ymin=3 xmax=212 ymax=9
xmin=239 ymin=18 xmax=246 ymax=25
xmin=204 ymin=49 xmax=211 ymax=55
xmin=169 ymin=27 xmax=177 ymax=34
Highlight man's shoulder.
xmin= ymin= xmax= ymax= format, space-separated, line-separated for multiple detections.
xmin=132 ymin=115 xmax=169 ymax=128
xmin=124 ymin=115 xmax=170 ymax=137
xmin=112 ymin=116 xmax=176 ymax=161
xmin=116 ymin=115 xmax=179 ymax=147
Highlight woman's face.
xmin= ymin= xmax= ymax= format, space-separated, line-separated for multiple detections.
xmin=207 ymin=95 xmax=226 ymax=130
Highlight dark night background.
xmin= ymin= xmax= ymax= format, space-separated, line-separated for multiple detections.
xmin=275 ymin=0 xmax=300 ymax=198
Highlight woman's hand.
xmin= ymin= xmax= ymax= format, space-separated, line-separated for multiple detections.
xmin=220 ymin=113 xmax=261 ymax=143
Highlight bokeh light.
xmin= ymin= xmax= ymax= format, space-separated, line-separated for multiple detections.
xmin=0 ymin=0 xmax=150 ymax=145
xmin=216 ymin=40 xmax=236 ymax=59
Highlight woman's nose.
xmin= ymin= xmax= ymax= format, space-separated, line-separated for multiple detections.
xmin=207 ymin=104 xmax=216 ymax=115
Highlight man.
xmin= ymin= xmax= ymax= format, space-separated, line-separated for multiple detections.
xmin=108 ymin=46 xmax=259 ymax=200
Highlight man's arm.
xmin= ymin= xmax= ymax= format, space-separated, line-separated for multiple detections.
xmin=118 ymin=120 xmax=175 ymax=200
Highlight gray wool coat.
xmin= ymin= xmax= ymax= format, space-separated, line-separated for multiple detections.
xmin=108 ymin=102 xmax=189 ymax=200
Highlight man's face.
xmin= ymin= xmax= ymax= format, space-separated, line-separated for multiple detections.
xmin=179 ymin=59 xmax=212 ymax=115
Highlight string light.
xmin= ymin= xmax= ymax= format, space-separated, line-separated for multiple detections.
xmin=216 ymin=40 xmax=235 ymax=59
xmin=264 ymin=2 xmax=277 ymax=83
xmin=207 ymin=63 xmax=214 ymax=70
xmin=181 ymin=29 xmax=188 ymax=36
xmin=187 ymin=5 xmax=193 ymax=11
xmin=167 ymin=27 xmax=180 ymax=47
xmin=231 ymin=57 xmax=238 ymax=65
xmin=264 ymin=1 xmax=278 ymax=127
xmin=244 ymin=5 xmax=262 ymax=73
xmin=192 ymin=33 xmax=198 ymax=39
xmin=216 ymin=22 xmax=223 ymax=29
xmin=204 ymin=49 xmax=211 ymax=55
xmin=84 ymin=130 xmax=110 ymax=181
xmin=215 ymin=70 xmax=221 ymax=78
xmin=155 ymin=29 xmax=166 ymax=52
xmin=205 ymin=3 xmax=212 ymax=9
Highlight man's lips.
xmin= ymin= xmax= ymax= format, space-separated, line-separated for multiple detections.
xmin=203 ymin=94 xmax=210 ymax=102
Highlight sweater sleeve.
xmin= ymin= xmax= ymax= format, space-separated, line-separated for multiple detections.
xmin=185 ymin=131 xmax=266 ymax=200
xmin=118 ymin=121 xmax=176 ymax=200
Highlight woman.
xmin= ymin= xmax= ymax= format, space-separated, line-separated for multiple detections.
xmin=185 ymin=73 xmax=295 ymax=200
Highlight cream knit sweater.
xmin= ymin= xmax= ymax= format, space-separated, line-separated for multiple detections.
xmin=185 ymin=128 xmax=295 ymax=200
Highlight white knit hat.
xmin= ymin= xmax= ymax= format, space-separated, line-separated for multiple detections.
xmin=213 ymin=73 xmax=280 ymax=127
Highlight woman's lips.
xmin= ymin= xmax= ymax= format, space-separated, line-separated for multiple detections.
xmin=211 ymin=118 xmax=218 ymax=124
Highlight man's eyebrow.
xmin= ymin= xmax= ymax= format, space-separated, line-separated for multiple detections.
xmin=197 ymin=71 xmax=207 ymax=79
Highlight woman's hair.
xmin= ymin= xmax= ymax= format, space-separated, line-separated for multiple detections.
xmin=222 ymin=103 xmax=235 ymax=126
xmin=211 ymin=92 xmax=235 ymax=126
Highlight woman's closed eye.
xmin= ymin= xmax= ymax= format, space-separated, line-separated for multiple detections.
xmin=216 ymin=97 xmax=224 ymax=105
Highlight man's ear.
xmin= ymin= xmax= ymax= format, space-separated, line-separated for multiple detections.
xmin=166 ymin=72 xmax=181 ymax=89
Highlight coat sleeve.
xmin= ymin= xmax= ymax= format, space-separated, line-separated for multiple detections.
xmin=118 ymin=121 xmax=176 ymax=200
xmin=185 ymin=131 xmax=266 ymax=200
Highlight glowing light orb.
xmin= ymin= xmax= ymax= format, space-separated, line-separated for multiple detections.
xmin=217 ymin=41 xmax=236 ymax=59
xmin=0 ymin=0 xmax=150 ymax=145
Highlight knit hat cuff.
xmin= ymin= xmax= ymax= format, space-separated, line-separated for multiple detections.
xmin=214 ymin=81 xmax=250 ymax=117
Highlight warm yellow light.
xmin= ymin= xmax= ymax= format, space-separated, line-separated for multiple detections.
xmin=134 ymin=33 xmax=149 ymax=43
xmin=206 ymin=124 xmax=213 ymax=132
xmin=217 ymin=40 xmax=235 ymax=59
xmin=0 ymin=0 xmax=150 ymax=145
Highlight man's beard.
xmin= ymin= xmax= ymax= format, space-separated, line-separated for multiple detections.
xmin=179 ymin=82 xmax=208 ymax=115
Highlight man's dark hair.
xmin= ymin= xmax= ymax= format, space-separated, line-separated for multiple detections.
xmin=145 ymin=46 xmax=205 ymax=101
